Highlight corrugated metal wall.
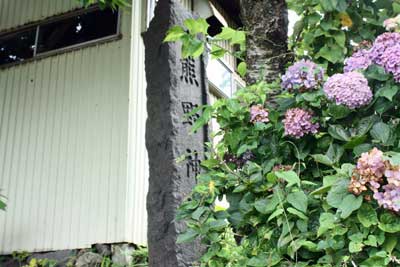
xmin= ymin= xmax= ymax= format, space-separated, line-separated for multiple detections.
xmin=0 ymin=0 xmax=148 ymax=254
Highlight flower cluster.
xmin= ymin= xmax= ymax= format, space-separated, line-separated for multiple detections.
xmin=349 ymin=148 xmax=400 ymax=212
xmin=281 ymin=60 xmax=324 ymax=92
xmin=344 ymin=49 xmax=372 ymax=73
xmin=369 ymin=32 xmax=400 ymax=66
xmin=349 ymin=148 xmax=386 ymax=195
xmin=250 ymin=105 xmax=269 ymax=123
xmin=323 ymin=72 xmax=372 ymax=109
xmin=283 ymin=108 xmax=319 ymax=138
xmin=381 ymin=44 xmax=400 ymax=82
xmin=384 ymin=15 xmax=400 ymax=32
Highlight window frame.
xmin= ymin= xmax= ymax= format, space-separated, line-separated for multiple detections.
xmin=0 ymin=5 xmax=122 ymax=69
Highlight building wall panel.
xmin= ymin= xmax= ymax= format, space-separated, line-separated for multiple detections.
xmin=0 ymin=0 xmax=148 ymax=254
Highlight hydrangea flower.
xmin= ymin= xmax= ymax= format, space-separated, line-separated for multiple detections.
xmin=369 ymin=32 xmax=400 ymax=65
xmin=323 ymin=72 xmax=372 ymax=109
xmin=356 ymin=147 xmax=386 ymax=180
xmin=381 ymin=44 xmax=400 ymax=82
xmin=349 ymin=148 xmax=386 ymax=195
xmin=373 ymin=184 xmax=400 ymax=212
xmin=344 ymin=49 xmax=372 ymax=73
xmin=281 ymin=60 xmax=324 ymax=92
xmin=250 ymin=105 xmax=269 ymax=123
xmin=384 ymin=15 xmax=400 ymax=32
xmin=283 ymin=108 xmax=319 ymax=138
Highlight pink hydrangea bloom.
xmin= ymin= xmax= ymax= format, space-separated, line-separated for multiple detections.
xmin=283 ymin=108 xmax=319 ymax=139
xmin=323 ymin=72 xmax=372 ymax=109
xmin=250 ymin=105 xmax=269 ymax=123
xmin=344 ymin=49 xmax=372 ymax=73
xmin=369 ymin=32 xmax=400 ymax=65
xmin=381 ymin=44 xmax=400 ymax=82
xmin=356 ymin=148 xmax=386 ymax=179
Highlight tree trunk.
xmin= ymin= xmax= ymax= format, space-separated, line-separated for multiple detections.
xmin=240 ymin=0 xmax=289 ymax=84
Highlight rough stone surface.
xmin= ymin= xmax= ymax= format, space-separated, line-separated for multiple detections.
xmin=94 ymin=243 xmax=111 ymax=257
xmin=75 ymin=252 xmax=102 ymax=267
xmin=240 ymin=0 xmax=289 ymax=84
xmin=111 ymin=243 xmax=135 ymax=266
xmin=143 ymin=1 xmax=208 ymax=266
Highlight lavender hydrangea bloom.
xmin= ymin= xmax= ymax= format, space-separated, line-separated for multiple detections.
xmin=344 ymin=49 xmax=372 ymax=72
xmin=281 ymin=60 xmax=324 ymax=92
xmin=374 ymin=184 xmax=400 ymax=212
xmin=381 ymin=44 xmax=400 ymax=82
xmin=250 ymin=105 xmax=269 ymax=123
xmin=283 ymin=108 xmax=319 ymax=138
xmin=369 ymin=32 xmax=400 ymax=65
xmin=323 ymin=72 xmax=372 ymax=109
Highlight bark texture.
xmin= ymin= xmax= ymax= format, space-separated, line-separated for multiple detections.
xmin=240 ymin=0 xmax=289 ymax=84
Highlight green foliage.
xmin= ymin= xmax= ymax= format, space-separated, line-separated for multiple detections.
xmin=171 ymin=9 xmax=400 ymax=266
xmin=76 ymin=0 xmax=130 ymax=9
xmin=0 ymin=190 xmax=6 ymax=211
xmin=164 ymin=19 xmax=247 ymax=77
xmin=287 ymin=0 xmax=397 ymax=74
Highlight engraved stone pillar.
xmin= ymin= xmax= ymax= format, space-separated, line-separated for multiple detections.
xmin=143 ymin=1 xmax=209 ymax=266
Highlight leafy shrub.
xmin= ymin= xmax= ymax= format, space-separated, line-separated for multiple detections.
xmin=166 ymin=12 xmax=400 ymax=267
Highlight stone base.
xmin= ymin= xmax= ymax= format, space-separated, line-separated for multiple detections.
xmin=0 ymin=243 xmax=147 ymax=267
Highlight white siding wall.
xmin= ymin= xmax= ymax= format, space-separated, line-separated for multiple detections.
xmin=0 ymin=0 xmax=149 ymax=254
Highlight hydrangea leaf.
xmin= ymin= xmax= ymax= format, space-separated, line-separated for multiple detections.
xmin=287 ymin=191 xmax=308 ymax=213
xmin=378 ymin=212 xmax=400 ymax=233
xmin=339 ymin=194 xmax=363 ymax=219
xmin=357 ymin=203 xmax=378 ymax=227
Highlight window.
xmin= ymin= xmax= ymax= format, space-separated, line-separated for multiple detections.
xmin=0 ymin=6 xmax=120 ymax=67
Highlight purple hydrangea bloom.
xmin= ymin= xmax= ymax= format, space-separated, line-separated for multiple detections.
xmin=323 ymin=72 xmax=372 ymax=109
xmin=281 ymin=60 xmax=324 ymax=92
xmin=250 ymin=105 xmax=269 ymax=123
xmin=283 ymin=108 xmax=319 ymax=138
xmin=374 ymin=184 xmax=400 ymax=212
xmin=344 ymin=49 xmax=372 ymax=73
xmin=381 ymin=44 xmax=400 ymax=82
xmin=369 ymin=32 xmax=400 ymax=65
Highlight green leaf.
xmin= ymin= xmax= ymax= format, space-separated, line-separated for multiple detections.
xmin=327 ymin=143 xmax=344 ymax=164
xmin=182 ymin=35 xmax=204 ymax=58
xmin=383 ymin=234 xmax=397 ymax=253
xmin=349 ymin=240 xmax=364 ymax=253
xmin=177 ymin=229 xmax=198 ymax=243
xmin=327 ymin=179 xmax=349 ymax=208
xmin=376 ymin=85 xmax=399 ymax=101
xmin=237 ymin=62 xmax=247 ymax=77
xmin=357 ymin=203 xmax=378 ymax=227
xmin=247 ymin=254 xmax=268 ymax=267
xmin=328 ymin=125 xmax=350 ymax=141
xmin=318 ymin=213 xmax=336 ymax=237
xmin=184 ymin=18 xmax=209 ymax=35
xmin=192 ymin=207 xmax=208 ymax=221
xmin=287 ymin=207 xmax=308 ymax=220
xmin=268 ymin=208 xmax=284 ymax=222
xmin=328 ymin=104 xmax=351 ymax=120
xmin=287 ymin=191 xmax=308 ymax=213
xmin=275 ymin=171 xmax=301 ymax=187
xmin=365 ymin=65 xmax=390 ymax=81
xmin=164 ymin=26 xmax=186 ymax=42
xmin=338 ymin=194 xmax=362 ymax=219
xmin=379 ymin=212 xmax=400 ymax=233
xmin=206 ymin=219 xmax=229 ymax=230
xmin=370 ymin=122 xmax=391 ymax=144
xmin=254 ymin=196 xmax=279 ymax=214
xmin=320 ymin=0 xmax=338 ymax=12
xmin=311 ymin=154 xmax=333 ymax=166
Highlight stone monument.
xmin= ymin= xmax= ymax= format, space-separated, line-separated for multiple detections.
xmin=143 ymin=0 xmax=209 ymax=266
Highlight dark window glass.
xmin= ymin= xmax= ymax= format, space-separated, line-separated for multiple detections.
xmin=0 ymin=29 xmax=36 ymax=66
xmin=36 ymin=8 xmax=118 ymax=54
xmin=206 ymin=16 xmax=223 ymax=37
